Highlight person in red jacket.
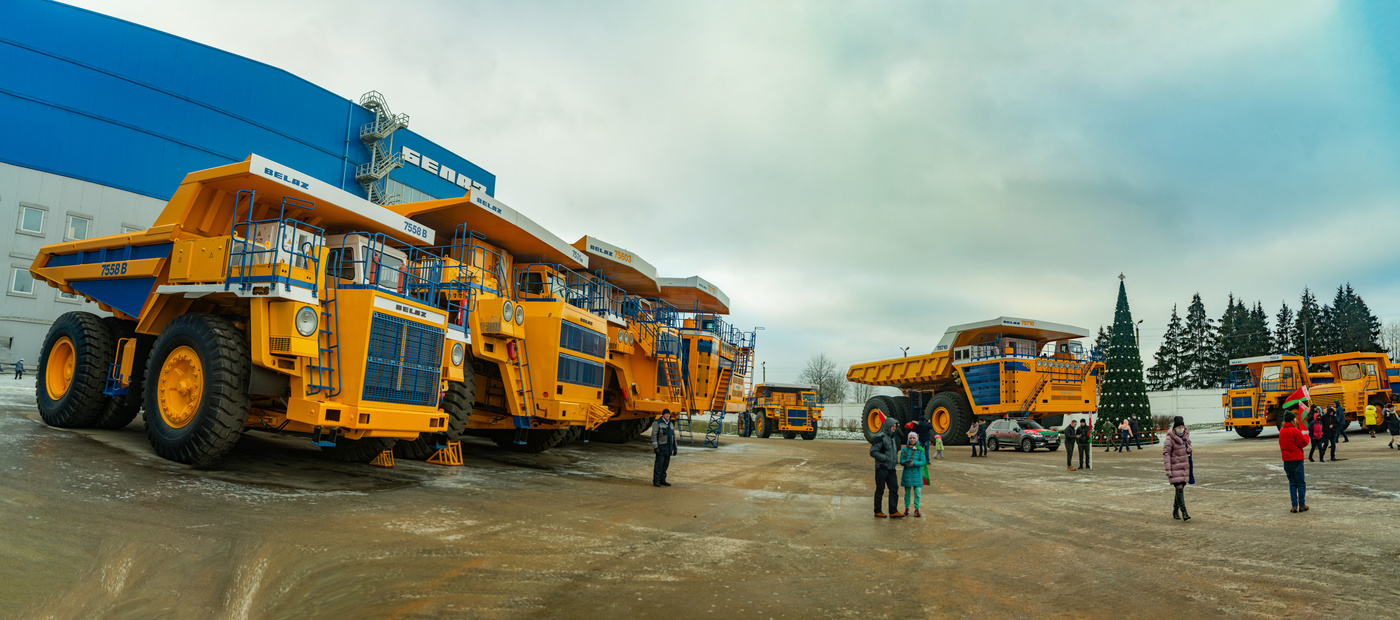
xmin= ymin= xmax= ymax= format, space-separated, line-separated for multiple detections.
xmin=1279 ymin=410 xmax=1310 ymax=513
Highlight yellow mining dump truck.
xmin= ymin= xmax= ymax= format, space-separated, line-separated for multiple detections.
xmin=383 ymin=193 xmax=615 ymax=455
xmin=569 ymin=237 xmax=755 ymax=448
xmin=847 ymin=317 xmax=1103 ymax=444
xmin=1223 ymin=352 xmax=1397 ymax=438
xmin=738 ymin=383 xmax=823 ymax=440
xmin=30 ymin=156 xmax=471 ymax=466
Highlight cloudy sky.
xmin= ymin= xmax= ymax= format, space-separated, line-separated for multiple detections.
xmin=70 ymin=0 xmax=1400 ymax=386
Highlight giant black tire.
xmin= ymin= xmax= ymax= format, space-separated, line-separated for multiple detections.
xmin=322 ymin=436 xmax=397 ymax=463
xmin=889 ymin=396 xmax=913 ymax=426
xmin=394 ymin=378 xmax=475 ymax=460
xmin=924 ymin=392 xmax=974 ymax=446
xmin=782 ymin=431 xmax=797 ymax=440
xmin=561 ymin=426 xmax=585 ymax=444
xmin=862 ymin=395 xmax=901 ymax=444
xmin=92 ymin=316 xmax=154 ymax=429
xmin=1040 ymin=414 xmax=1065 ymax=429
xmin=800 ymin=426 xmax=817 ymax=441
xmin=142 ymin=314 xmax=249 ymax=467
xmin=592 ymin=417 xmax=650 ymax=443
xmin=393 ymin=434 xmax=436 ymax=460
xmin=36 ymin=312 xmax=115 ymax=428
xmin=756 ymin=410 xmax=773 ymax=438
xmin=1235 ymin=426 xmax=1263 ymax=439
xmin=492 ymin=428 xmax=571 ymax=453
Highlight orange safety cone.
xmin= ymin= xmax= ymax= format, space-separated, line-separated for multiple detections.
xmin=369 ymin=450 xmax=395 ymax=468
xmin=427 ymin=441 xmax=463 ymax=466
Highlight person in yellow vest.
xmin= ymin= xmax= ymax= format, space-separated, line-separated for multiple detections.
xmin=1364 ymin=405 xmax=1379 ymax=438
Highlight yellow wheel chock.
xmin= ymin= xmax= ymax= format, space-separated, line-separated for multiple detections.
xmin=369 ymin=450 xmax=395 ymax=467
xmin=427 ymin=441 xmax=462 ymax=466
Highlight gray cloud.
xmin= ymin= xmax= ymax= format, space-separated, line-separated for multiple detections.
xmin=71 ymin=0 xmax=1400 ymax=382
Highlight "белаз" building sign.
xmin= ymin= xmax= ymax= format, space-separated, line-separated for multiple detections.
xmin=401 ymin=146 xmax=486 ymax=194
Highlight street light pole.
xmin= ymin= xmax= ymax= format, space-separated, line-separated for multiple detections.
xmin=900 ymin=346 xmax=910 ymax=358
xmin=762 ymin=361 xmax=766 ymax=383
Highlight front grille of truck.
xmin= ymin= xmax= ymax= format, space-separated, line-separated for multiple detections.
xmin=364 ymin=311 xmax=444 ymax=407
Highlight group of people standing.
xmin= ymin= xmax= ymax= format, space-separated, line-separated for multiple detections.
xmin=1302 ymin=403 xmax=1349 ymax=462
xmin=1109 ymin=417 xmax=1142 ymax=451
xmin=1299 ymin=402 xmax=1400 ymax=462
xmin=870 ymin=415 xmax=943 ymax=518
xmin=1060 ymin=419 xmax=1093 ymax=470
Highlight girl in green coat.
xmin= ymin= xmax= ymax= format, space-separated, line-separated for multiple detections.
xmin=899 ymin=432 xmax=928 ymax=517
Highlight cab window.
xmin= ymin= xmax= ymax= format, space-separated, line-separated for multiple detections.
xmin=1339 ymin=364 xmax=1362 ymax=381
xmin=522 ymin=271 xmax=545 ymax=295
xmin=1260 ymin=364 xmax=1281 ymax=389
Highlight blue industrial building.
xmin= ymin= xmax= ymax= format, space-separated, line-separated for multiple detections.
xmin=0 ymin=0 xmax=496 ymax=365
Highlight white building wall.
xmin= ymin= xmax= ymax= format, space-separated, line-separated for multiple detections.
xmin=817 ymin=389 xmax=1227 ymax=429
xmin=0 ymin=162 xmax=166 ymax=368
xmin=1146 ymin=388 xmax=1227 ymax=426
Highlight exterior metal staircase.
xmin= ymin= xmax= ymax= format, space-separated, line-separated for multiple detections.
xmin=508 ymin=338 xmax=536 ymax=444
xmin=307 ymin=274 xmax=341 ymax=396
xmin=1017 ymin=373 xmax=1050 ymax=416
xmin=705 ymin=331 xmax=755 ymax=447
xmin=355 ymin=91 xmax=409 ymax=205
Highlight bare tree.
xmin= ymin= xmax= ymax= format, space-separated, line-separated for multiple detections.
xmin=848 ymin=380 xmax=877 ymax=404
xmin=799 ymin=353 xmax=847 ymax=404
xmin=1381 ymin=320 xmax=1400 ymax=363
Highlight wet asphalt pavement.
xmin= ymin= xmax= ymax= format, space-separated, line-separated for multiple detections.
xmin=2 ymin=383 xmax=1399 ymax=618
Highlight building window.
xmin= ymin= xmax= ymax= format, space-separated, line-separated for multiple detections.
xmin=122 ymin=224 xmax=142 ymax=233
xmin=385 ymin=179 xmax=437 ymax=204
xmin=10 ymin=267 xmax=35 ymax=295
xmin=18 ymin=205 xmax=45 ymax=234
xmin=58 ymin=290 xmax=80 ymax=301
xmin=66 ymin=215 xmax=92 ymax=240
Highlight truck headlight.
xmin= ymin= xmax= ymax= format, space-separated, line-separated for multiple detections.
xmin=515 ymin=307 xmax=525 ymax=325
xmin=295 ymin=306 xmax=318 ymax=337
xmin=503 ymin=300 xmax=515 ymax=323
xmin=452 ymin=342 xmax=464 ymax=366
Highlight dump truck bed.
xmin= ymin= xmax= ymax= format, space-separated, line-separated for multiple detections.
xmin=848 ymin=316 xmax=1090 ymax=389
xmin=847 ymin=351 xmax=953 ymax=388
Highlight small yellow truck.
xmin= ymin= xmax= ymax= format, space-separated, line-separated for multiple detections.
xmin=739 ymin=382 xmax=823 ymax=440
xmin=1223 ymin=352 xmax=1397 ymax=438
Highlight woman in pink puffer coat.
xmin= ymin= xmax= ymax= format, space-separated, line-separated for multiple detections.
xmin=1162 ymin=415 xmax=1192 ymax=521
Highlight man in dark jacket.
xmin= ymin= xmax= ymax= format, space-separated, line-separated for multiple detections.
xmin=1320 ymin=409 xmax=1338 ymax=462
xmin=975 ymin=419 xmax=990 ymax=456
xmin=871 ymin=419 xmax=901 ymax=517
xmin=1063 ymin=420 xmax=1080 ymax=470
xmin=1128 ymin=416 xmax=1142 ymax=449
xmin=1077 ymin=420 xmax=1092 ymax=469
xmin=651 ymin=410 xmax=677 ymax=487
xmin=1335 ymin=403 xmax=1349 ymax=442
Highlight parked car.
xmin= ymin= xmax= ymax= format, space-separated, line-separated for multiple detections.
xmin=987 ymin=418 xmax=1060 ymax=452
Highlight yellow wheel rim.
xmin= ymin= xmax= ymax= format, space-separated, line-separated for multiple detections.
xmin=866 ymin=408 xmax=887 ymax=434
xmin=931 ymin=406 xmax=952 ymax=435
xmin=156 ymin=345 xmax=204 ymax=429
xmin=45 ymin=336 xmax=76 ymax=400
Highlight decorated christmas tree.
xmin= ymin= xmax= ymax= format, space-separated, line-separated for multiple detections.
xmin=1096 ymin=276 xmax=1154 ymax=442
